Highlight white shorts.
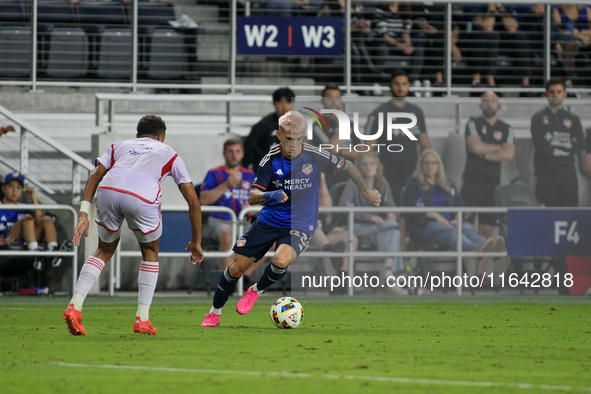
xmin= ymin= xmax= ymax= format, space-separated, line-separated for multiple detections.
xmin=95 ymin=188 xmax=162 ymax=244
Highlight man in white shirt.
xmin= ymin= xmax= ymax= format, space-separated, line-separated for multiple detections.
xmin=63 ymin=114 xmax=204 ymax=336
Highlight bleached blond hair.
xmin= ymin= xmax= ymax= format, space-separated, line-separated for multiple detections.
xmin=278 ymin=110 xmax=306 ymax=135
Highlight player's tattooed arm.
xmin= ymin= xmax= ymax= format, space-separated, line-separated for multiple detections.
xmin=248 ymin=188 xmax=289 ymax=205
xmin=343 ymin=160 xmax=382 ymax=207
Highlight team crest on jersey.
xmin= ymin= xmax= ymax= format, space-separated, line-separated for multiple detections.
xmin=309 ymin=225 xmax=314 ymax=231
xmin=302 ymin=164 xmax=313 ymax=175
xmin=237 ymin=237 xmax=246 ymax=247
xmin=563 ymin=119 xmax=572 ymax=128
xmin=493 ymin=131 xmax=503 ymax=141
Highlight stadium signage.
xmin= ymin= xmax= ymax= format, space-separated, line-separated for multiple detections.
xmin=507 ymin=209 xmax=591 ymax=256
xmin=237 ymin=16 xmax=343 ymax=56
xmin=303 ymin=108 xmax=417 ymax=153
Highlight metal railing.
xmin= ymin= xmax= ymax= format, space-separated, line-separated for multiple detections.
xmin=109 ymin=205 xmax=237 ymax=296
xmin=1 ymin=0 xmax=591 ymax=93
xmin=0 ymin=204 xmax=79 ymax=292
xmin=0 ymin=104 xmax=94 ymax=203
xmin=111 ymin=204 xmax=517 ymax=296
xmin=95 ymin=93 xmax=591 ymax=135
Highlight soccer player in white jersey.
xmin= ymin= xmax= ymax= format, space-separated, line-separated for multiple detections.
xmin=63 ymin=115 xmax=204 ymax=336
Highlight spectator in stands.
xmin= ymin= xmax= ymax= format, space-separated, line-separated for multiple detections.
xmin=402 ymin=149 xmax=505 ymax=279
xmin=200 ymin=138 xmax=256 ymax=270
xmin=551 ymin=4 xmax=591 ymax=87
xmin=311 ymin=173 xmax=355 ymax=276
xmin=461 ymin=91 xmax=515 ymax=240
xmin=457 ymin=4 xmax=499 ymax=87
xmin=365 ymin=69 xmax=431 ymax=205
xmin=371 ymin=2 xmax=425 ymax=84
xmin=0 ymin=172 xmax=59 ymax=255
xmin=412 ymin=2 xmax=462 ymax=89
xmin=265 ymin=0 xmax=322 ymax=17
xmin=307 ymin=84 xmax=361 ymax=190
xmin=338 ymin=153 xmax=406 ymax=286
xmin=582 ymin=128 xmax=591 ymax=177
xmin=460 ymin=3 xmax=533 ymax=87
xmin=530 ymin=77 xmax=584 ymax=207
xmin=243 ymin=87 xmax=295 ymax=172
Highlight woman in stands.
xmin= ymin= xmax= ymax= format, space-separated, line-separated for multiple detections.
xmin=402 ymin=149 xmax=504 ymax=281
xmin=338 ymin=153 xmax=406 ymax=290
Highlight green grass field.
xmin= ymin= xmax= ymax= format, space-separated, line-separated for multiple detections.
xmin=1 ymin=294 xmax=590 ymax=394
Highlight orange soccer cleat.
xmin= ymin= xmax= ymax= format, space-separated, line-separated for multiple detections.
xmin=133 ymin=317 xmax=157 ymax=335
xmin=63 ymin=304 xmax=86 ymax=336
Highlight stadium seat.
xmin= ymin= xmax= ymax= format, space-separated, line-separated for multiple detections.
xmin=36 ymin=1 xmax=81 ymax=73
xmin=0 ymin=26 xmax=31 ymax=78
xmin=0 ymin=0 xmax=28 ymax=23
xmin=77 ymin=1 xmax=130 ymax=77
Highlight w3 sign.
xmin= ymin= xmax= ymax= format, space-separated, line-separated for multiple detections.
xmin=237 ymin=16 xmax=343 ymax=56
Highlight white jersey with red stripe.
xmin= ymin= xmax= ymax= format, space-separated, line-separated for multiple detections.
xmin=96 ymin=137 xmax=192 ymax=204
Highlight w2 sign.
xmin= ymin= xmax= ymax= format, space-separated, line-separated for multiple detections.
xmin=237 ymin=16 xmax=343 ymax=56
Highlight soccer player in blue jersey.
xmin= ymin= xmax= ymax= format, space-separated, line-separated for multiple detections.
xmin=200 ymin=110 xmax=382 ymax=327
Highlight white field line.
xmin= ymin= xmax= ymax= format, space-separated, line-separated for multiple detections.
xmin=52 ymin=362 xmax=591 ymax=392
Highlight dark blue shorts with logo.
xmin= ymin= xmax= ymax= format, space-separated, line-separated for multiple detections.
xmin=233 ymin=220 xmax=311 ymax=262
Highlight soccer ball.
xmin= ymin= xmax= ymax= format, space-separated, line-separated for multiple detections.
xmin=270 ymin=297 xmax=304 ymax=329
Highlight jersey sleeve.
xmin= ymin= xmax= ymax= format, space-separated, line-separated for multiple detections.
xmin=320 ymin=151 xmax=346 ymax=176
xmin=416 ymin=107 xmax=428 ymax=134
xmin=169 ymin=155 xmax=192 ymax=185
xmin=252 ymin=156 xmax=273 ymax=191
xmin=200 ymin=170 xmax=218 ymax=192
xmin=95 ymin=143 xmax=115 ymax=170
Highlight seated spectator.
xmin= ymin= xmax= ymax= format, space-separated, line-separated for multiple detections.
xmin=265 ymin=0 xmax=322 ymax=17
xmin=551 ymin=4 xmax=591 ymax=86
xmin=371 ymin=2 xmax=425 ymax=83
xmin=412 ymin=2 xmax=462 ymax=88
xmin=459 ymin=3 xmax=533 ymax=87
xmin=0 ymin=172 xmax=59 ymax=256
xmin=199 ymin=138 xmax=256 ymax=271
xmin=311 ymin=173 xmax=357 ymax=275
xmin=402 ymin=150 xmax=505 ymax=279
xmin=338 ymin=153 xmax=406 ymax=284
xmin=243 ymin=87 xmax=294 ymax=172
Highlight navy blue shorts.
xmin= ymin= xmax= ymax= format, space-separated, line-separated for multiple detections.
xmin=233 ymin=220 xmax=311 ymax=262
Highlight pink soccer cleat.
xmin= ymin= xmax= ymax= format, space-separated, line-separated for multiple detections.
xmin=236 ymin=286 xmax=260 ymax=315
xmin=63 ymin=304 xmax=86 ymax=336
xmin=200 ymin=313 xmax=221 ymax=327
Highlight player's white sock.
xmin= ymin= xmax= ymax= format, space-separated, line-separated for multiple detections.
xmin=70 ymin=256 xmax=106 ymax=311
xmin=209 ymin=306 xmax=222 ymax=315
xmin=48 ymin=241 xmax=58 ymax=251
xmin=252 ymin=283 xmax=264 ymax=294
xmin=137 ymin=261 xmax=159 ymax=321
xmin=27 ymin=242 xmax=39 ymax=251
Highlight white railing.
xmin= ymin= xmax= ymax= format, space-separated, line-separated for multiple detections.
xmin=0 ymin=204 xmax=79 ymax=292
xmin=110 ymin=205 xmax=237 ymax=296
xmin=111 ymin=204 xmax=518 ymax=297
xmin=0 ymin=104 xmax=94 ymax=202
xmin=95 ymin=93 xmax=591 ymax=135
